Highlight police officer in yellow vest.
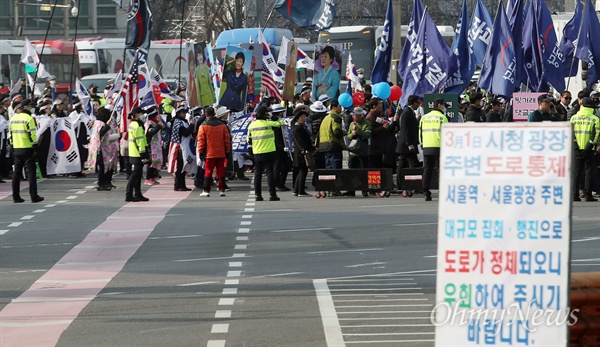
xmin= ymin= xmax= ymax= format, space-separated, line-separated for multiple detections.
xmin=126 ymin=107 xmax=150 ymax=202
xmin=571 ymin=97 xmax=600 ymax=202
xmin=9 ymin=99 xmax=44 ymax=203
xmin=247 ymin=105 xmax=285 ymax=201
xmin=419 ymin=98 xmax=449 ymax=201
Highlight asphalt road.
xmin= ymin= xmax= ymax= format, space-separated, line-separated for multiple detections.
xmin=0 ymin=172 xmax=598 ymax=347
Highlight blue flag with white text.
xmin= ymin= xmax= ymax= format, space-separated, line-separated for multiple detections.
xmin=508 ymin=0 xmax=524 ymax=90
xmin=559 ymin=0 xmax=582 ymax=77
xmin=468 ymin=0 xmax=494 ymax=67
xmin=478 ymin=2 xmax=516 ymax=97
xmin=522 ymin=1 xmax=545 ymax=91
xmin=398 ymin=0 xmax=425 ymax=105
xmin=371 ymin=0 xmax=393 ymax=84
xmin=274 ymin=0 xmax=336 ymax=30
xmin=402 ymin=10 xmax=457 ymax=101
xmin=575 ymin=0 xmax=600 ymax=87
xmin=535 ymin=0 xmax=565 ymax=92
xmin=445 ymin=0 xmax=474 ymax=95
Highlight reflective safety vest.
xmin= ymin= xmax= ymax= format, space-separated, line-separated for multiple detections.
xmin=247 ymin=119 xmax=284 ymax=154
xmin=419 ymin=109 xmax=447 ymax=148
xmin=570 ymin=106 xmax=600 ymax=150
xmin=128 ymin=120 xmax=148 ymax=158
xmin=9 ymin=112 xmax=37 ymax=149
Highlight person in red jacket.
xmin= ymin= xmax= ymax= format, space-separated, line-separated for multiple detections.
xmin=197 ymin=106 xmax=231 ymax=197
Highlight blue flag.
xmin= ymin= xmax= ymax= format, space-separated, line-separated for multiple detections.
xmin=398 ymin=0 xmax=424 ymax=81
xmin=575 ymin=0 xmax=600 ymax=87
xmin=535 ymin=0 xmax=565 ymax=92
xmin=478 ymin=2 xmax=517 ymax=97
xmin=522 ymin=1 xmax=545 ymax=91
xmin=274 ymin=0 xmax=336 ymax=31
xmin=125 ymin=0 xmax=153 ymax=53
xmin=371 ymin=0 xmax=393 ymax=84
xmin=508 ymin=0 xmax=524 ymax=90
xmin=402 ymin=10 xmax=457 ymax=102
xmin=468 ymin=0 xmax=494 ymax=67
xmin=398 ymin=0 xmax=425 ymax=105
xmin=445 ymin=0 xmax=474 ymax=95
xmin=559 ymin=0 xmax=582 ymax=77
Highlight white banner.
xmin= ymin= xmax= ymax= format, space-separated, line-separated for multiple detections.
xmin=434 ymin=123 xmax=572 ymax=346
xmin=46 ymin=118 xmax=81 ymax=175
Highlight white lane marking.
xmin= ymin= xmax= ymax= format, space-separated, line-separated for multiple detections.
xmin=218 ymin=298 xmax=235 ymax=305
xmin=8 ymin=222 xmax=22 ymax=227
xmin=75 ymin=191 xmax=86 ymax=194
xmin=332 ymin=293 xmax=426 ymax=297
xmin=66 ymin=196 xmax=78 ymax=200
xmin=247 ymin=199 xmax=254 ymax=202
xmin=36 ymin=279 xmax=111 ymax=284
xmin=56 ymin=200 xmax=67 ymax=203
xmin=175 ymin=255 xmax=253 ymax=262
xmin=229 ymin=262 xmax=242 ymax=267
xmin=359 ymin=204 xmax=416 ymax=208
xmin=108 ymin=216 xmax=164 ymax=220
xmin=244 ymin=208 xmax=254 ymax=212
xmin=238 ymin=228 xmax=250 ymax=233
xmin=177 ymin=281 xmax=219 ymax=287
xmin=85 ymin=186 xmax=96 ymax=189
xmin=211 ymin=324 xmax=229 ymax=333
xmin=92 ymin=229 xmax=153 ymax=233
xmin=341 ymin=324 xmax=433 ymax=328
xmin=232 ymin=253 xmax=245 ymax=258
xmin=234 ymin=245 xmax=247 ymax=250
xmin=329 ymin=283 xmax=418 ymax=287
xmin=33 ymin=209 xmax=46 ymax=213
xmin=346 ymin=262 xmax=386 ymax=268
xmin=253 ymin=272 xmax=305 ymax=278
xmin=343 ymin=332 xmax=435 ymax=336
xmin=308 ymin=248 xmax=383 ymax=254
xmin=236 ymin=236 xmax=248 ymax=241
xmin=338 ymin=311 xmax=432 ymax=314
xmin=572 ymin=237 xmax=600 ymax=243
xmin=572 ymin=258 xmax=600 ymax=262
xmin=251 ymin=209 xmax=293 ymax=212
xmin=240 ymin=221 xmax=252 ymax=225
xmin=313 ymin=279 xmax=345 ymax=347
xmin=326 ymin=269 xmax=436 ymax=281
xmin=393 ymin=222 xmax=437 ymax=227
xmin=222 ymin=288 xmax=238 ymax=295
xmin=424 ymin=255 xmax=437 ymax=258
xmin=215 ymin=310 xmax=232 ymax=318
xmin=225 ymin=279 xmax=239 ymax=285
xmin=0 ymin=320 xmax=73 ymax=327
xmin=336 ymin=304 xmax=432 ymax=308
xmin=44 ymin=204 xmax=57 ymax=208
xmin=329 ymin=278 xmax=415 ymax=282
xmin=272 ymin=227 xmax=333 ymax=233
xmin=207 ymin=340 xmax=226 ymax=347
xmin=12 ymin=297 xmax=96 ymax=303
xmin=227 ymin=271 xmax=242 ymax=277
xmin=245 ymin=203 xmax=255 ymax=206
xmin=241 ymin=215 xmax=252 ymax=219
xmin=335 ymin=299 xmax=428 ymax=302
xmin=339 ymin=317 xmax=431 ymax=320
xmin=0 ymin=230 xmax=9 ymax=235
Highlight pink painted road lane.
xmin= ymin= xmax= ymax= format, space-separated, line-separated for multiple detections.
xmin=0 ymin=178 xmax=192 ymax=347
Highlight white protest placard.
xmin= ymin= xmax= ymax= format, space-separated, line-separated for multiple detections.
xmin=434 ymin=123 xmax=572 ymax=346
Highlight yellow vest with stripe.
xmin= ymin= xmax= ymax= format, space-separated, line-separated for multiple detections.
xmin=571 ymin=106 xmax=600 ymax=150
xmin=247 ymin=119 xmax=284 ymax=154
xmin=9 ymin=112 xmax=37 ymax=149
xmin=419 ymin=109 xmax=448 ymax=148
xmin=128 ymin=121 xmax=148 ymax=158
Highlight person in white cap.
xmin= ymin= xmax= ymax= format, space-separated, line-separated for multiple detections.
xmin=51 ymin=99 xmax=67 ymax=119
xmin=318 ymin=94 xmax=331 ymax=109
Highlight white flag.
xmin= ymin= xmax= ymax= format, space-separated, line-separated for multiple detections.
xmin=346 ymin=52 xmax=363 ymax=91
xmin=105 ymin=70 xmax=123 ymax=109
xmin=75 ymin=78 xmax=93 ymax=116
xmin=25 ymin=74 xmax=43 ymax=96
xmin=20 ymin=38 xmax=52 ymax=79
xmin=258 ymin=29 xmax=285 ymax=83
xmin=46 ymin=118 xmax=81 ymax=175
xmin=277 ymin=36 xmax=290 ymax=65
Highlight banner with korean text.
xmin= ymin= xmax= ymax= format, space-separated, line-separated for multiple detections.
xmin=434 ymin=123 xmax=572 ymax=346
xmin=513 ymin=92 xmax=544 ymax=122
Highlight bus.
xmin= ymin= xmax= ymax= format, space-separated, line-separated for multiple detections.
xmin=318 ymin=25 xmax=455 ymax=82
xmin=76 ymin=38 xmax=187 ymax=79
xmin=0 ymin=40 xmax=26 ymax=87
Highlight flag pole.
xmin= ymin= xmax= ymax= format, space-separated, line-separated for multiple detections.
xmin=31 ymin=0 xmax=60 ymax=90
xmin=178 ymin=0 xmax=187 ymax=88
xmin=566 ymin=0 xmax=585 ymax=91
xmin=262 ymin=4 xmax=277 ymax=31
xmin=69 ymin=0 xmax=81 ymax=104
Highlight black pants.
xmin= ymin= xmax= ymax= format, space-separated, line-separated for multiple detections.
xmin=96 ymin=151 xmax=108 ymax=188
xmin=275 ymin=151 xmax=291 ymax=188
xmin=126 ymin=158 xmax=143 ymax=197
xmin=398 ymin=152 xmax=420 ymax=170
xmin=369 ymin=154 xmax=383 ymax=169
xmin=12 ymin=149 xmax=38 ymax=200
xmin=348 ymin=156 xmax=367 ymax=195
xmin=254 ymin=152 xmax=277 ymax=198
xmin=174 ymin=150 xmax=188 ymax=189
xmin=573 ymin=150 xmax=595 ymax=198
xmin=423 ymin=154 xmax=439 ymax=194
xmin=147 ymin=167 xmax=158 ymax=180
xmin=294 ymin=162 xmax=308 ymax=195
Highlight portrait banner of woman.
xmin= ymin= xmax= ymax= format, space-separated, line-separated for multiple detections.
xmin=283 ymin=41 xmax=298 ymax=101
xmin=218 ymin=45 xmax=252 ymax=112
xmin=186 ymin=41 xmax=200 ymax=108
xmin=312 ymin=43 xmax=343 ymax=102
xmin=194 ymin=42 xmax=216 ymax=107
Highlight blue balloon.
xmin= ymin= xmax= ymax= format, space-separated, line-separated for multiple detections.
xmin=374 ymin=82 xmax=391 ymax=99
xmin=338 ymin=93 xmax=353 ymax=108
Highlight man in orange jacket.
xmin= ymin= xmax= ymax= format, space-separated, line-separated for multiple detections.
xmin=197 ymin=106 xmax=231 ymax=197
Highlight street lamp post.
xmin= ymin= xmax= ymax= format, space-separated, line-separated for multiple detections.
xmin=14 ymin=0 xmax=79 ymax=39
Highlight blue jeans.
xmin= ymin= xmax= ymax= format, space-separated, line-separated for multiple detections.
xmin=325 ymin=150 xmax=343 ymax=169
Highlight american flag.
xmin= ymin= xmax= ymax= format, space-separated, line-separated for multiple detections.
xmin=118 ymin=56 xmax=139 ymax=133
xmin=261 ymin=61 xmax=282 ymax=101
